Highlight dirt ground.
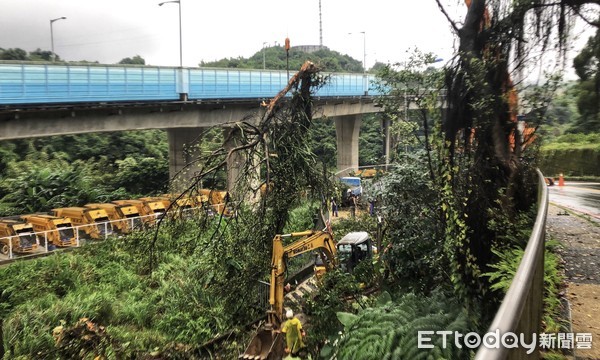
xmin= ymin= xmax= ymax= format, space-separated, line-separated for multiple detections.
xmin=547 ymin=204 xmax=600 ymax=360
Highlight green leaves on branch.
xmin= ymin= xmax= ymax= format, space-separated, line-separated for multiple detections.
xmin=329 ymin=292 xmax=470 ymax=360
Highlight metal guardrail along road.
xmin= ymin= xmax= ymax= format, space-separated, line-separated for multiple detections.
xmin=474 ymin=169 xmax=548 ymax=359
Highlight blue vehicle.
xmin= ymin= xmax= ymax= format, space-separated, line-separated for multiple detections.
xmin=340 ymin=177 xmax=362 ymax=196
xmin=340 ymin=177 xmax=362 ymax=206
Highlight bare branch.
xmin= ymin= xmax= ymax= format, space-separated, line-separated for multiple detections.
xmin=435 ymin=0 xmax=461 ymax=33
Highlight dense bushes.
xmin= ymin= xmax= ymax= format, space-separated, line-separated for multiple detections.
xmin=539 ymin=133 xmax=600 ymax=176
xmin=327 ymin=291 xmax=470 ymax=360
xmin=0 ymin=220 xmax=256 ymax=359
xmin=0 ymin=130 xmax=169 ymax=216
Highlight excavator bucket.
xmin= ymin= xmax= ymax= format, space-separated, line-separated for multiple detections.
xmin=240 ymin=328 xmax=284 ymax=360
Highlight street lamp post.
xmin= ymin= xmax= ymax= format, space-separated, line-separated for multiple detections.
xmin=50 ymin=17 xmax=67 ymax=62
xmin=159 ymin=0 xmax=182 ymax=68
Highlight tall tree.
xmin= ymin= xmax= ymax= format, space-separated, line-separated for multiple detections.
xmin=0 ymin=48 xmax=28 ymax=60
xmin=570 ymin=21 xmax=600 ymax=132
xmin=29 ymin=48 xmax=53 ymax=61
xmin=438 ymin=0 xmax=599 ymax=304
xmin=118 ymin=55 xmax=146 ymax=65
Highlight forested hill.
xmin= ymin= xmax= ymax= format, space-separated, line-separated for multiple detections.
xmin=200 ymin=45 xmax=370 ymax=73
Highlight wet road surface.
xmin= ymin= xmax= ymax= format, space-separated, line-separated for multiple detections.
xmin=548 ymin=182 xmax=600 ymax=219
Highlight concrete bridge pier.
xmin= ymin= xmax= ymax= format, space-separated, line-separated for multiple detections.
xmin=167 ymin=127 xmax=204 ymax=191
xmin=223 ymin=127 xmax=261 ymax=198
xmin=223 ymin=127 xmax=244 ymax=195
xmin=335 ymin=114 xmax=362 ymax=175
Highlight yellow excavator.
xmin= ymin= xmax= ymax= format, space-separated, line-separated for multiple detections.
xmin=240 ymin=230 xmax=337 ymax=360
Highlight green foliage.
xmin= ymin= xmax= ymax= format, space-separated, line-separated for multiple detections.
xmin=0 ymin=221 xmax=260 ymax=358
xmin=0 ymin=157 xmax=121 ymax=215
xmin=0 ymin=48 xmax=28 ymax=60
xmin=118 ymin=55 xmax=145 ymax=65
xmin=201 ymin=46 xmax=364 ymax=72
xmin=359 ymin=114 xmax=384 ymax=166
xmin=540 ymin=133 xmax=600 ymax=176
xmin=28 ymin=48 xmax=53 ymax=62
xmin=0 ymin=130 xmax=169 ymax=214
xmin=487 ymin=203 xmax=535 ymax=249
xmin=304 ymin=269 xmax=362 ymax=354
xmin=113 ymin=156 xmax=169 ymax=195
xmin=327 ymin=291 xmax=470 ymax=360
xmin=569 ymin=24 xmax=600 ymax=134
xmin=483 ymin=238 xmax=565 ymax=333
xmin=309 ymin=118 xmax=337 ymax=170
xmin=283 ymin=200 xmax=320 ymax=233
xmin=373 ymin=49 xmax=445 ymax=160
xmin=0 ymin=47 xmax=62 ymax=62
xmin=369 ymin=153 xmax=445 ymax=293
xmin=542 ymin=133 xmax=600 ymax=150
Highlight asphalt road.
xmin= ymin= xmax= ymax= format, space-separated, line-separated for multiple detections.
xmin=548 ymin=182 xmax=600 ymax=219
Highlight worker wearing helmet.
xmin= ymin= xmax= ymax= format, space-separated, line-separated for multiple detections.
xmin=282 ymin=309 xmax=305 ymax=357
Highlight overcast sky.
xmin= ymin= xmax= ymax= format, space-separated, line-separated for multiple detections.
xmin=0 ymin=0 xmax=594 ymax=79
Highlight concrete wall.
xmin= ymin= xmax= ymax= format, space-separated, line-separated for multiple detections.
xmin=335 ymin=115 xmax=362 ymax=174
xmin=167 ymin=127 xmax=204 ymax=191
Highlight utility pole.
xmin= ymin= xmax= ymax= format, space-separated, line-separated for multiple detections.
xmin=50 ymin=17 xmax=67 ymax=62
xmin=318 ymin=0 xmax=323 ymax=47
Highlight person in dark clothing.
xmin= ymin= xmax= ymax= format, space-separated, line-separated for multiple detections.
xmin=331 ymin=197 xmax=338 ymax=217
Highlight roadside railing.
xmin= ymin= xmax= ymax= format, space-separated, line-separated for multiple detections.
xmin=257 ymin=280 xmax=271 ymax=311
xmin=474 ymin=169 xmax=548 ymax=359
xmin=0 ymin=204 xmax=228 ymax=262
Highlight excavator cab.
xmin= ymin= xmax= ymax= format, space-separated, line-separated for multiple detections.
xmin=336 ymin=231 xmax=373 ymax=272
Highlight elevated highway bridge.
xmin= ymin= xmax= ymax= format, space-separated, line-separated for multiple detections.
xmin=0 ymin=61 xmax=393 ymax=188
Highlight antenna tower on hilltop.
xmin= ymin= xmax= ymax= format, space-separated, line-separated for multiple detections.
xmin=319 ymin=0 xmax=323 ymax=46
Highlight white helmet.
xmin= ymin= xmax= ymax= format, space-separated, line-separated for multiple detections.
xmin=286 ymin=309 xmax=294 ymax=319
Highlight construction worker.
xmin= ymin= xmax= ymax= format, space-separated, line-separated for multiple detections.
xmin=282 ymin=309 xmax=305 ymax=357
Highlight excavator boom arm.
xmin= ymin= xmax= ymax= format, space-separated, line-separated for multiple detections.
xmin=269 ymin=230 xmax=337 ymax=326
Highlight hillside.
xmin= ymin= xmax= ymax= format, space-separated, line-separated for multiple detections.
xmin=200 ymin=45 xmax=366 ymax=73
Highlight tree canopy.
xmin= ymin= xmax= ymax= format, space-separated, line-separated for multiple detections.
xmin=118 ymin=55 xmax=146 ymax=65
xmin=570 ymin=21 xmax=600 ymax=133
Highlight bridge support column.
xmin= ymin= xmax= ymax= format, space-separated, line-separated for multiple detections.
xmin=223 ymin=128 xmax=244 ymax=195
xmin=335 ymin=115 xmax=362 ymax=175
xmin=223 ymin=127 xmax=261 ymax=199
xmin=168 ymin=127 xmax=204 ymax=191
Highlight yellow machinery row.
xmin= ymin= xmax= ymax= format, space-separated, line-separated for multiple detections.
xmin=0 ymin=190 xmax=229 ymax=256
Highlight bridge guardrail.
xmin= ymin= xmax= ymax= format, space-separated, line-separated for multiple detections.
xmin=0 ymin=63 xmax=380 ymax=105
xmin=474 ymin=169 xmax=548 ymax=359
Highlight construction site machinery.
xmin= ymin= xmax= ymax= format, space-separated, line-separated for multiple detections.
xmin=20 ymin=214 xmax=76 ymax=248
xmin=336 ymin=231 xmax=375 ymax=273
xmin=52 ymin=207 xmax=114 ymax=240
xmin=162 ymin=193 xmax=210 ymax=209
xmin=161 ymin=193 xmax=210 ymax=218
xmin=84 ymin=203 xmax=142 ymax=234
xmin=240 ymin=230 xmax=338 ymax=360
xmin=0 ymin=219 xmax=39 ymax=255
xmin=199 ymin=189 xmax=231 ymax=216
xmin=112 ymin=199 xmax=166 ymax=226
xmin=139 ymin=196 xmax=172 ymax=209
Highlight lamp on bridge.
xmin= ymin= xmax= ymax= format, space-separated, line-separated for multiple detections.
xmin=158 ymin=0 xmax=182 ymax=68
xmin=50 ymin=17 xmax=67 ymax=63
